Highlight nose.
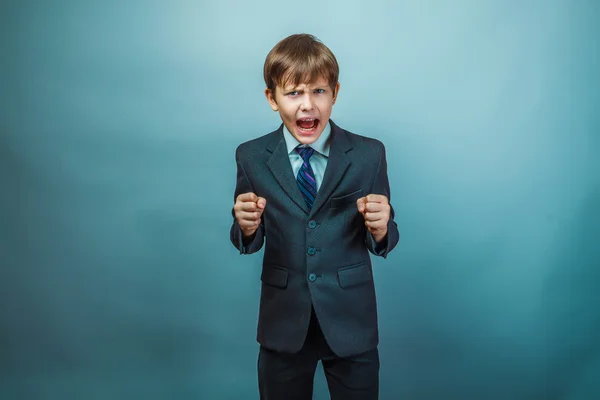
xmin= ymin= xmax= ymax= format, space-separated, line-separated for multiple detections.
xmin=300 ymin=93 xmax=314 ymax=111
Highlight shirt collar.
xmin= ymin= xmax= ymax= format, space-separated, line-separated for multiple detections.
xmin=282 ymin=121 xmax=332 ymax=157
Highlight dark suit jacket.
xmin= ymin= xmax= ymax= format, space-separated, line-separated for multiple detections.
xmin=230 ymin=119 xmax=399 ymax=357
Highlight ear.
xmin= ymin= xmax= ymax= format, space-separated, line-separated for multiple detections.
xmin=265 ymin=87 xmax=279 ymax=111
xmin=332 ymin=82 xmax=341 ymax=104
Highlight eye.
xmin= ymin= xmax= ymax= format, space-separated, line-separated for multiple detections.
xmin=315 ymin=89 xmax=325 ymax=94
xmin=287 ymin=91 xmax=300 ymax=96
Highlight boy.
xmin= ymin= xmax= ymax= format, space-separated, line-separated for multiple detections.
xmin=230 ymin=33 xmax=399 ymax=400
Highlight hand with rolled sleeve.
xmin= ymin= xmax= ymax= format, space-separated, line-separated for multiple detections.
xmin=357 ymin=194 xmax=390 ymax=243
xmin=234 ymin=192 xmax=267 ymax=238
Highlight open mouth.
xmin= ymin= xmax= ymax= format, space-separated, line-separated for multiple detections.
xmin=296 ymin=118 xmax=320 ymax=134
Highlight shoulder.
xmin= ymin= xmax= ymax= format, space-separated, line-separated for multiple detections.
xmin=335 ymin=123 xmax=386 ymax=157
xmin=234 ymin=127 xmax=280 ymax=161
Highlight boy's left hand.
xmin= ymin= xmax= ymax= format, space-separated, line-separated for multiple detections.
xmin=357 ymin=194 xmax=390 ymax=243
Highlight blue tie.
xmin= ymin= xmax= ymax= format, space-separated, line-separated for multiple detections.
xmin=295 ymin=145 xmax=317 ymax=209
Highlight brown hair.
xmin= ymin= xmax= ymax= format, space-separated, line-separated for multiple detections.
xmin=264 ymin=33 xmax=339 ymax=96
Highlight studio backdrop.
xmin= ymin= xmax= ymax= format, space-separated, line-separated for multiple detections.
xmin=1 ymin=0 xmax=599 ymax=399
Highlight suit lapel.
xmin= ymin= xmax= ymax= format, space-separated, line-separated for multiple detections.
xmin=266 ymin=125 xmax=310 ymax=215
xmin=266 ymin=120 xmax=353 ymax=217
xmin=309 ymin=120 xmax=353 ymax=218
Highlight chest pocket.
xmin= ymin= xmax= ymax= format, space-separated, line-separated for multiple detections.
xmin=330 ymin=188 xmax=363 ymax=209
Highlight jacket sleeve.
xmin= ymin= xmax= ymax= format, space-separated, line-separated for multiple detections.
xmin=229 ymin=146 xmax=265 ymax=255
xmin=364 ymin=141 xmax=400 ymax=259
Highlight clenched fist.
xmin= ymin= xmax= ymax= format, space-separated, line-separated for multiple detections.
xmin=357 ymin=194 xmax=390 ymax=243
xmin=234 ymin=192 xmax=267 ymax=237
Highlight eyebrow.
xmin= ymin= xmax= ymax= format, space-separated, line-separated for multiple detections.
xmin=284 ymin=85 xmax=327 ymax=92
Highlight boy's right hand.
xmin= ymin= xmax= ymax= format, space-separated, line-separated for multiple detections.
xmin=234 ymin=192 xmax=267 ymax=237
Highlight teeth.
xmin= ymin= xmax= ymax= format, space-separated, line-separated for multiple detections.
xmin=298 ymin=118 xmax=317 ymax=131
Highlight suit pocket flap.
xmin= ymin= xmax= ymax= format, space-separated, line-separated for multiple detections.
xmin=337 ymin=262 xmax=372 ymax=288
xmin=330 ymin=188 xmax=363 ymax=208
xmin=261 ymin=266 xmax=288 ymax=288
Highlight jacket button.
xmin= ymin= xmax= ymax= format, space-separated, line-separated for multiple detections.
xmin=308 ymin=273 xmax=317 ymax=282
xmin=308 ymin=220 xmax=317 ymax=229
xmin=307 ymin=247 xmax=316 ymax=255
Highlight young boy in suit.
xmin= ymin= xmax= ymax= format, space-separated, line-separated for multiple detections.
xmin=230 ymin=33 xmax=399 ymax=400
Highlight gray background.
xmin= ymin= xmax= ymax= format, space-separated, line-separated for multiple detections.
xmin=1 ymin=0 xmax=599 ymax=399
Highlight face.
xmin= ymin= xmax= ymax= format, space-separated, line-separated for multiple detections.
xmin=265 ymin=77 xmax=340 ymax=145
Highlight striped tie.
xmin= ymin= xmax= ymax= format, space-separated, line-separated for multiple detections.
xmin=295 ymin=145 xmax=317 ymax=209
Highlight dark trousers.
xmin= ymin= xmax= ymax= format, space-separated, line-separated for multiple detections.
xmin=257 ymin=307 xmax=379 ymax=399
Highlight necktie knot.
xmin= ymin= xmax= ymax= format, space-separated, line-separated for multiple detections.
xmin=296 ymin=145 xmax=314 ymax=162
